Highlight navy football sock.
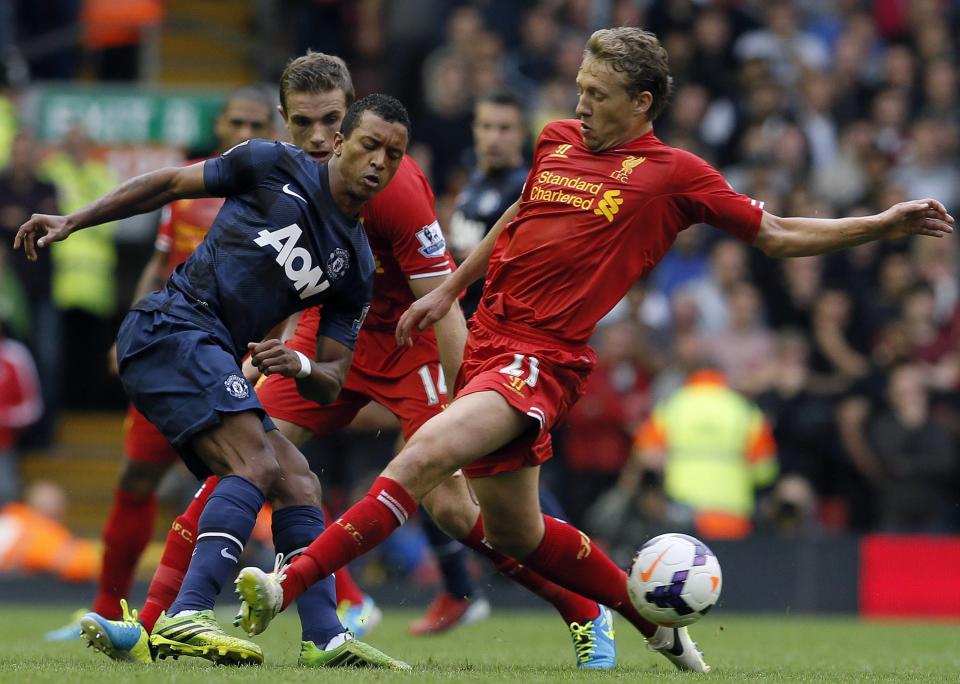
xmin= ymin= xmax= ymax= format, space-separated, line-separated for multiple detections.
xmin=272 ymin=505 xmax=343 ymax=646
xmin=168 ymin=475 xmax=264 ymax=614
xmin=422 ymin=513 xmax=474 ymax=600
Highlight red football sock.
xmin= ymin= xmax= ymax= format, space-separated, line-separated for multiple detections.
xmin=281 ymin=477 xmax=416 ymax=610
xmin=523 ymin=515 xmax=657 ymax=637
xmin=92 ymin=489 xmax=157 ymax=619
xmin=324 ymin=502 xmax=366 ymax=605
xmin=139 ymin=476 xmax=217 ymax=632
xmin=459 ymin=516 xmax=599 ymax=625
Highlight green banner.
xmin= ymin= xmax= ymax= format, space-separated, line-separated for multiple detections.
xmin=28 ymin=85 xmax=227 ymax=150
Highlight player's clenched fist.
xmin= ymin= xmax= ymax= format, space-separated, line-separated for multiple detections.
xmin=14 ymin=213 xmax=72 ymax=261
xmin=247 ymin=339 xmax=303 ymax=378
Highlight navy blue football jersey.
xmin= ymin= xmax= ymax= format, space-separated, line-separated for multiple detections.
xmin=133 ymin=139 xmax=374 ymax=356
xmin=448 ymin=163 xmax=528 ymax=317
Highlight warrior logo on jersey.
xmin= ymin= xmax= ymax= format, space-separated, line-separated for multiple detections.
xmin=224 ymin=374 xmax=250 ymax=399
xmin=327 ymin=248 xmax=350 ymax=281
xmin=611 ymin=155 xmax=646 ymax=182
xmin=415 ymin=221 xmax=446 ymax=257
xmin=253 ymin=223 xmax=331 ymax=299
xmin=549 ymin=144 xmax=572 ymax=158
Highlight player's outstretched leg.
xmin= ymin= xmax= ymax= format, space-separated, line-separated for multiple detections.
xmin=79 ymin=599 xmax=153 ymax=664
xmin=233 ymin=392 xmax=545 ymax=636
xmin=233 ymin=474 xmax=416 ymax=636
xmin=324 ymin=506 xmax=381 ymax=638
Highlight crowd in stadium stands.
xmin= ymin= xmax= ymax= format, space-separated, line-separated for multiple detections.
xmin=0 ymin=1 xmax=958 ymax=554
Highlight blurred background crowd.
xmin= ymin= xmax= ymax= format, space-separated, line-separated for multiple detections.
xmin=1 ymin=0 xmax=959 ymax=580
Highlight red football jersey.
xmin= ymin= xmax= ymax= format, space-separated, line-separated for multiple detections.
xmin=155 ymin=162 xmax=224 ymax=275
xmin=290 ymin=155 xmax=454 ymax=347
xmin=481 ymin=119 xmax=763 ymax=345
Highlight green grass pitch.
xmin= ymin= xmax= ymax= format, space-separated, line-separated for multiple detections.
xmin=1 ymin=605 xmax=959 ymax=682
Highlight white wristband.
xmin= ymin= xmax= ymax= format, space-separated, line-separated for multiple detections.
xmin=294 ymin=351 xmax=312 ymax=379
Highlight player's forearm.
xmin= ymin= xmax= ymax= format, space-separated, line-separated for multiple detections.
xmin=432 ymin=302 xmax=467 ymax=392
xmin=754 ymin=213 xmax=880 ymax=258
xmin=441 ymin=199 xmax=520 ymax=296
xmin=295 ymin=361 xmax=347 ymax=405
xmin=65 ymin=168 xmax=203 ymax=234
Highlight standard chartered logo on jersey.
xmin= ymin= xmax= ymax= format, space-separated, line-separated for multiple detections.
xmin=594 ymin=190 xmax=623 ymax=221
xmin=254 ymin=223 xmax=331 ymax=299
xmin=529 ymin=170 xmax=624 ymax=223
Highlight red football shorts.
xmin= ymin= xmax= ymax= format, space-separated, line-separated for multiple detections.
xmin=256 ymin=327 xmax=447 ymax=440
xmin=457 ymin=306 xmax=596 ymax=478
xmin=123 ymin=404 xmax=181 ymax=464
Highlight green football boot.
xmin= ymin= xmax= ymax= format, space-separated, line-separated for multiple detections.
xmin=298 ymin=634 xmax=411 ymax=670
xmin=149 ymin=610 xmax=263 ymax=665
xmin=79 ymin=598 xmax=153 ymax=663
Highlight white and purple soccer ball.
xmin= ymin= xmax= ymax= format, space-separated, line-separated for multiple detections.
xmin=627 ymin=533 xmax=722 ymax=627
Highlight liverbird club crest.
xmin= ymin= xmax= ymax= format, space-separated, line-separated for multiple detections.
xmin=611 ymin=155 xmax=646 ymax=182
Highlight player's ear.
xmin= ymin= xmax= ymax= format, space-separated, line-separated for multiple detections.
xmin=333 ymin=131 xmax=345 ymax=156
xmin=277 ymin=104 xmax=286 ymax=121
xmin=634 ymin=91 xmax=653 ymax=118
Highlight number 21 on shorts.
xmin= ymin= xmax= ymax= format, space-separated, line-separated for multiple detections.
xmin=499 ymin=354 xmax=540 ymax=387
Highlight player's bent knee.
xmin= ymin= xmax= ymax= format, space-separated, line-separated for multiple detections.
xmin=228 ymin=447 xmax=281 ymax=492
xmin=270 ymin=468 xmax=322 ymax=508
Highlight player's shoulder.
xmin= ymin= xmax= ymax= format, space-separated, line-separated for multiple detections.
xmin=536 ymin=119 xmax=582 ymax=147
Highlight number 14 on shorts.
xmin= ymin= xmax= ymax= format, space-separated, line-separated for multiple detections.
xmin=499 ymin=354 xmax=540 ymax=387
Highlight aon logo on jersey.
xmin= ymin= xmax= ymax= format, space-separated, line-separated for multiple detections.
xmin=254 ymin=223 xmax=331 ymax=299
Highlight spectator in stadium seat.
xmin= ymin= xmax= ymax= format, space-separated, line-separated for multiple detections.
xmin=677 ymin=238 xmax=749 ymax=334
xmin=866 ymin=363 xmax=958 ymax=532
xmin=0 ymin=480 xmax=98 ymax=581
xmin=40 ymin=124 xmax=120 ymax=410
xmin=0 ymin=131 xmax=60 ymax=442
xmin=560 ymin=321 xmax=653 ymax=525
xmin=0 ymin=320 xmax=42 ymax=505
xmin=624 ymin=367 xmax=779 ymax=540
xmin=701 ymin=281 xmax=775 ymax=397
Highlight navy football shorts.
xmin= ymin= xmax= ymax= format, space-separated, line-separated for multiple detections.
xmin=116 ymin=308 xmax=276 ymax=479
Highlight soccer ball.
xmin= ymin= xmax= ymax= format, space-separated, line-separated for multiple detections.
xmin=627 ymin=533 xmax=722 ymax=627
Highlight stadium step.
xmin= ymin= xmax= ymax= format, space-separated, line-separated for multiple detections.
xmin=20 ymin=412 xmax=177 ymax=540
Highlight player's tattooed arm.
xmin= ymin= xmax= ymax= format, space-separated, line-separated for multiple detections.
xmin=247 ymin=336 xmax=352 ymax=405
xmin=754 ymin=199 xmax=953 ymax=258
xmin=397 ymin=198 xmax=520 ymax=346
xmin=14 ymin=163 xmax=209 ymax=260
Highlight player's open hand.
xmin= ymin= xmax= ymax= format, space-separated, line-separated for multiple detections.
xmin=396 ymin=286 xmax=456 ymax=347
xmin=877 ymin=199 xmax=954 ymax=240
xmin=14 ymin=214 xmax=72 ymax=261
xmin=247 ymin=339 xmax=300 ymax=378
